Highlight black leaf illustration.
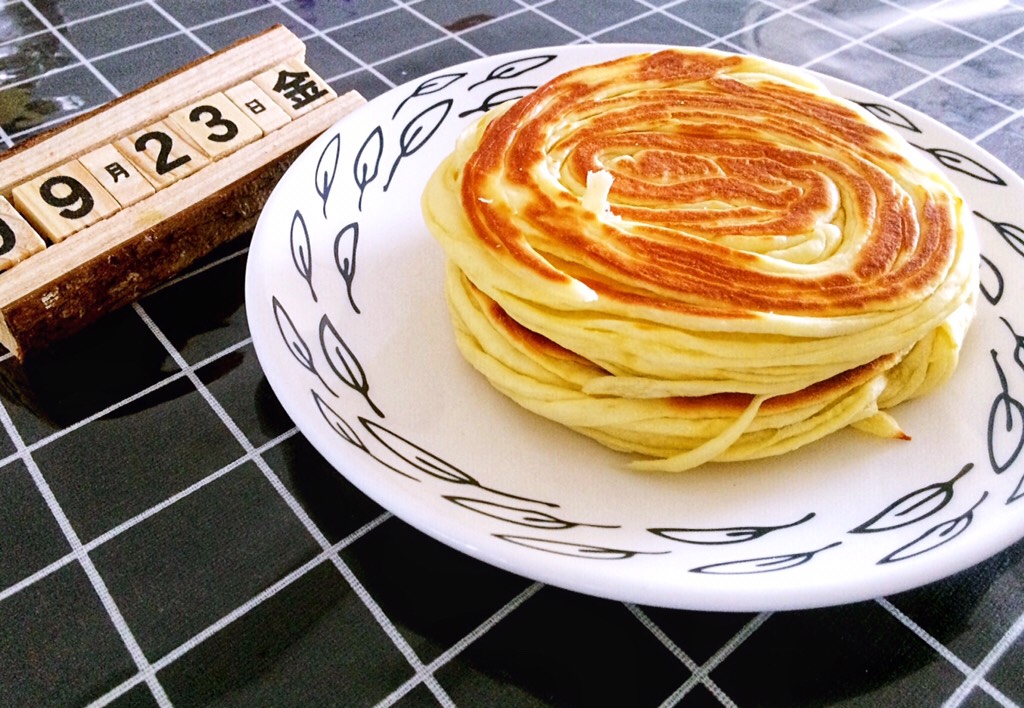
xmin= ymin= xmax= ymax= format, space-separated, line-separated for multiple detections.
xmin=333 ymin=222 xmax=360 ymax=314
xmin=988 ymin=349 xmax=1024 ymax=474
xmin=468 ymin=54 xmax=556 ymax=90
xmin=290 ymin=210 xmax=316 ymax=303
xmin=911 ymin=144 xmax=1007 ymax=185
xmin=360 ymin=418 xmax=559 ymax=508
xmin=1001 ymin=317 xmax=1024 ymax=371
xmin=979 ymin=254 xmax=1004 ymax=306
xmin=319 ymin=314 xmax=383 ymax=418
xmin=690 ymin=542 xmax=842 ymax=575
xmin=384 ymin=99 xmax=452 ymax=192
xmin=650 ymin=512 xmax=815 ymax=545
xmin=314 ymin=133 xmax=341 ymax=218
xmin=975 ymin=211 xmax=1024 ymax=259
xmin=850 ymin=463 xmax=973 ymax=534
xmin=878 ymin=492 xmax=988 ymax=564
xmin=495 ymin=534 xmax=668 ymax=560
xmin=393 ymin=71 xmax=466 ymax=118
xmin=1009 ymin=470 xmax=1024 ymax=504
xmin=311 ymin=390 xmax=417 ymax=481
xmin=458 ymin=85 xmax=536 ymax=118
xmin=353 ymin=126 xmax=383 ymax=211
xmin=271 ymin=297 xmax=335 ymax=396
xmin=446 ymin=496 xmax=616 ymax=530
xmin=856 ymin=102 xmax=921 ymax=133
xmin=312 ymin=389 xmax=367 ymax=451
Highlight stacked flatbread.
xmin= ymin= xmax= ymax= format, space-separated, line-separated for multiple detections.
xmin=422 ymin=49 xmax=979 ymax=472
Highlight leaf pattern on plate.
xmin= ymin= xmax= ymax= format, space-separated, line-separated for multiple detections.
xmin=353 ymin=126 xmax=383 ymax=211
xmin=458 ymin=85 xmax=537 ymax=118
xmin=495 ymin=534 xmax=668 ymax=560
xmin=272 ymin=296 xmax=335 ymax=396
xmin=311 ymin=389 xmax=367 ymax=451
xmin=912 ymin=145 xmax=1007 ymax=185
xmin=319 ymin=314 xmax=383 ymax=417
xmin=979 ymin=254 xmax=1004 ymax=306
xmin=468 ymin=54 xmax=556 ymax=89
xmin=849 ymin=464 xmax=973 ymax=534
xmin=360 ymin=418 xmax=559 ymax=508
xmin=393 ymin=71 xmax=466 ymax=118
xmin=856 ymin=102 xmax=921 ymax=133
xmin=446 ymin=496 xmax=616 ymax=529
xmin=384 ymin=99 xmax=452 ymax=192
xmin=650 ymin=512 xmax=815 ymax=545
xmin=312 ymin=390 xmax=417 ymax=481
xmin=314 ymin=132 xmax=341 ymax=218
xmin=988 ymin=350 xmax=1024 ymax=474
xmin=690 ymin=542 xmax=842 ymax=575
xmin=289 ymin=209 xmax=316 ymax=303
xmin=250 ymin=47 xmax=1024 ymax=605
xmin=975 ymin=211 xmax=1024 ymax=259
xmin=333 ymin=221 xmax=360 ymax=314
xmin=878 ymin=492 xmax=988 ymax=564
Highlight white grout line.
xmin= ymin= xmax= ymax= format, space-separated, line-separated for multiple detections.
xmin=657 ymin=612 xmax=772 ymax=707
xmin=877 ymin=598 xmax=1019 ymax=707
xmin=145 ymin=0 xmax=213 ymax=54
xmin=375 ymin=581 xmax=545 ymax=707
xmin=266 ymin=0 xmax=398 ymax=90
xmin=0 ymin=398 xmax=173 ymax=706
xmin=130 ymin=300 xmax=455 ymax=705
xmin=390 ymin=0 xmax=488 ymax=59
xmin=0 ymin=550 xmax=77 ymax=604
xmin=18 ymin=0 xmax=123 ymax=98
xmin=627 ymin=604 xmax=739 ymax=707
xmin=2 ymin=3 xmax=1024 ymax=706
xmin=87 ymin=509 xmax=392 ymax=707
xmin=942 ymin=607 xmax=1024 ymax=708
xmin=0 ymin=332 xmax=258 ymax=473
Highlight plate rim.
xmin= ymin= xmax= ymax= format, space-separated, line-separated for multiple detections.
xmin=246 ymin=43 xmax=1024 ymax=611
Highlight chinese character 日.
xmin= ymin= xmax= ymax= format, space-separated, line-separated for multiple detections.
xmin=244 ymin=98 xmax=267 ymax=115
xmin=272 ymin=70 xmax=327 ymax=110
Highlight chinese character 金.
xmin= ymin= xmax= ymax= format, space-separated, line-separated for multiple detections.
xmin=273 ymin=70 xmax=328 ymax=111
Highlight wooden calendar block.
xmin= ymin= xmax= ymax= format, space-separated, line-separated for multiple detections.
xmin=78 ymin=143 xmax=156 ymax=208
xmin=224 ymin=80 xmax=291 ymax=134
xmin=252 ymin=58 xmax=336 ymax=118
xmin=114 ymin=120 xmax=210 ymax=188
xmin=0 ymin=197 xmax=46 ymax=271
xmin=167 ymin=92 xmax=264 ymax=160
xmin=0 ymin=25 xmax=367 ymax=359
xmin=12 ymin=161 xmax=120 ymax=243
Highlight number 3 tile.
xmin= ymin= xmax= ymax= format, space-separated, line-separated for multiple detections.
xmin=167 ymin=92 xmax=264 ymax=160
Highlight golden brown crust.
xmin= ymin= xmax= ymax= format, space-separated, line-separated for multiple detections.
xmin=424 ymin=48 xmax=979 ymax=471
xmin=457 ymin=50 xmax=956 ymax=317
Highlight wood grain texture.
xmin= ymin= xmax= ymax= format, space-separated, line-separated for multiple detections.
xmin=0 ymin=25 xmax=365 ymax=358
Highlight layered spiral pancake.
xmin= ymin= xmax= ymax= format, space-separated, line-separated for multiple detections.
xmin=422 ymin=49 xmax=979 ymax=472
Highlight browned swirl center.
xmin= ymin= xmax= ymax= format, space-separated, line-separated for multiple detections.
xmin=458 ymin=50 xmax=957 ymax=318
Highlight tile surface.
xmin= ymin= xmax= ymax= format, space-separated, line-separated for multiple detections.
xmin=1 ymin=1 xmax=1023 ymax=706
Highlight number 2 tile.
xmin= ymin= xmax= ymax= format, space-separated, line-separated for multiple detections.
xmin=167 ymin=92 xmax=264 ymax=160
xmin=11 ymin=161 xmax=120 ymax=243
xmin=114 ymin=120 xmax=210 ymax=189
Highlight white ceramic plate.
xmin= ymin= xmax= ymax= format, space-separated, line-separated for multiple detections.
xmin=246 ymin=45 xmax=1024 ymax=611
